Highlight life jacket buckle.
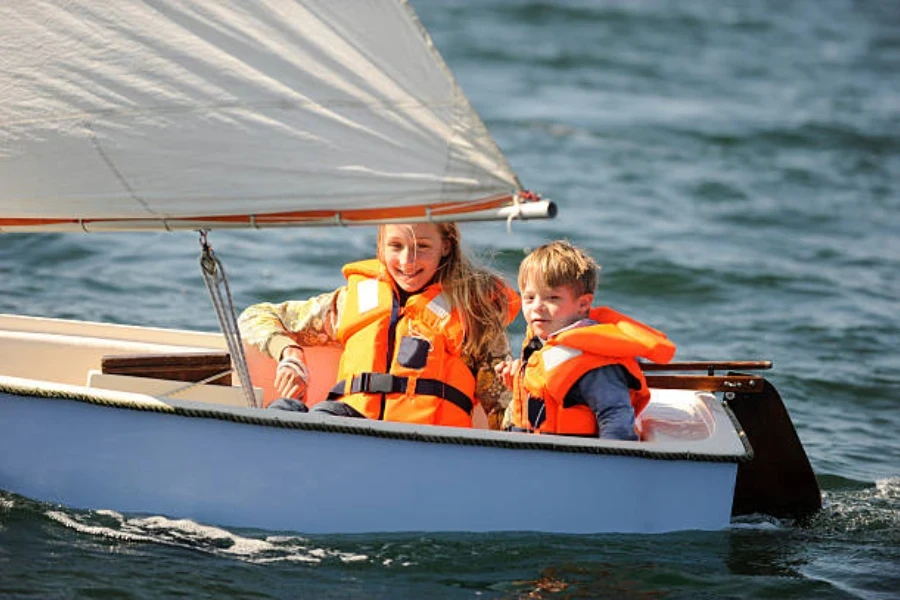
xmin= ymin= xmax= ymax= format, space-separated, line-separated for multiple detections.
xmin=360 ymin=372 xmax=395 ymax=394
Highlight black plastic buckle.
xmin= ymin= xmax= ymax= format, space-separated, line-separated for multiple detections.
xmin=360 ymin=372 xmax=395 ymax=394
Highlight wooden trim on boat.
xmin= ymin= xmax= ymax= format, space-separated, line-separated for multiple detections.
xmin=641 ymin=360 xmax=773 ymax=375
xmin=101 ymin=352 xmax=232 ymax=386
xmin=646 ymin=374 xmax=764 ymax=393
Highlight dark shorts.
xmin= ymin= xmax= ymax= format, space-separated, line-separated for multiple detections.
xmin=310 ymin=400 xmax=366 ymax=419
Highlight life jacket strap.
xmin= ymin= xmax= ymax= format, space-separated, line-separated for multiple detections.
xmin=328 ymin=373 xmax=474 ymax=415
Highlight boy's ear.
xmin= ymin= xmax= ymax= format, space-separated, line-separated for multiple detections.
xmin=578 ymin=293 xmax=593 ymax=315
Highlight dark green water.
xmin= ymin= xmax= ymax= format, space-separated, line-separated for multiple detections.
xmin=1 ymin=0 xmax=898 ymax=597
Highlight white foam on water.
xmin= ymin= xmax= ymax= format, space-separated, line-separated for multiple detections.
xmin=47 ymin=510 xmax=158 ymax=543
xmin=728 ymin=514 xmax=789 ymax=531
xmin=44 ymin=508 xmax=370 ymax=565
xmin=874 ymin=477 xmax=899 ymax=496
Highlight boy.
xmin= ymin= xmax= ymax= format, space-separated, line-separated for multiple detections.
xmin=496 ymin=241 xmax=675 ymax=439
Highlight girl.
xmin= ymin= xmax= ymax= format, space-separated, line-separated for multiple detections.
xmin=238 ymin=222 xmax=518 ymax=428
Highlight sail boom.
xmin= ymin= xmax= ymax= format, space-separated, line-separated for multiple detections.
xmin=0 ymin=199 xmax=556 ymax=234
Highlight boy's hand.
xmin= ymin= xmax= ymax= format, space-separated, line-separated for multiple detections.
xmin=494 ymin=358 xmax=521 ymax=389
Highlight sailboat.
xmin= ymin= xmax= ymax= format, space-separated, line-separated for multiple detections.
xmin=0 ymin=0 xmax=819 ymax=534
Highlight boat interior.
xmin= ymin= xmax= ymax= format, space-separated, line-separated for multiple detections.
xmin=0 ymin=313 xmax=734 ymax=443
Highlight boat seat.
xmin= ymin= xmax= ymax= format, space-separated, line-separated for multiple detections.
xmin=637 ymin=389 xmax=715 ymax=442
xmin=0 ymin=324 xmax=228 ymax=387
xmin=101 ymin=351 xmax=232 ymax=385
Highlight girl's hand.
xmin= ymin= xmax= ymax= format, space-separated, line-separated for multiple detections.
xmin=493 ymin=358 xmax=521 ymax=390
xmin=275 ymin=346 xmax=309 ymax=400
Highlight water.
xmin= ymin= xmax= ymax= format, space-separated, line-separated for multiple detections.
xmin=1 ymin=0 xmax=898 ymax=597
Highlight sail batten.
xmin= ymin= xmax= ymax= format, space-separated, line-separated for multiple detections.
xmin=0 ymin=0 xmax=542 ymax=233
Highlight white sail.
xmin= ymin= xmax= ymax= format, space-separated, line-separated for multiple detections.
xmin=0 ymin=0 xmax=548 ymax=232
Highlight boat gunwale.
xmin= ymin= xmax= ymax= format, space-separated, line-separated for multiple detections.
xmin=0 ymin=374 xmax=752 ymax=464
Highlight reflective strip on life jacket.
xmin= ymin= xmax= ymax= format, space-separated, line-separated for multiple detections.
xmin=541 ymin=345 xmax=583 ymax=372
xmin=357 ymin=278 xmax=380 ymax=314
xmin=426 ymin=294 xmax=450 ymax=320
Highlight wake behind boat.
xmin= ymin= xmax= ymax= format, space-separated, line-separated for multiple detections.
xmin=0 ymin=0 xmax=819 ymax=534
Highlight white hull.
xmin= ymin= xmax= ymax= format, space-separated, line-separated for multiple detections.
xmin=0 ymin=314 xmax=747 ymax=534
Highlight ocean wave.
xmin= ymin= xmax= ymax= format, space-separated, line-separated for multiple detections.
xmin=810 ymin=478 xmax=900 ymax=542
xmin=32 ymin=505 xmax=362 ymax=564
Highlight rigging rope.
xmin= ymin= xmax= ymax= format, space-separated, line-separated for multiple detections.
xmin=507 ymin=190 xmax=540 ymax=233
xmin=199 ymin=231 xmax=258 ymax=408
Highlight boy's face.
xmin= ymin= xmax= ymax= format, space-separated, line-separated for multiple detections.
xmin=520 ymin=277 xmax=592 ymax=340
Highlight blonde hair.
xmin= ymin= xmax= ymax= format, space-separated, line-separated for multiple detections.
xmin=377 ymin=223 xmax=512 ymax=361
xmin=518 ymin=240 xmax=599 ymax=297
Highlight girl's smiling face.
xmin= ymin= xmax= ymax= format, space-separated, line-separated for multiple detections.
xmin=520 ymin=277 xmax=592 ymax=340
xmin=380 ymin=224 xmax=450 ymax=293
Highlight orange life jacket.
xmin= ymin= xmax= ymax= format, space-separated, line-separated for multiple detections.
xmin=510 ymin=306 xmax=675 ymax=435
xmin=328 ymin=259 xmax=517 ymax=428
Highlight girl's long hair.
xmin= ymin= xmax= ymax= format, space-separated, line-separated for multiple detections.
xmin=377 ymin=223 xmax=512 ymax=361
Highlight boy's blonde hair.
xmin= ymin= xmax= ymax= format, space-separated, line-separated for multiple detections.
xmin=518 ymin=240 xmax=599 ymax=297
xmin=377 ymin=223 xmax=512 ymax=362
